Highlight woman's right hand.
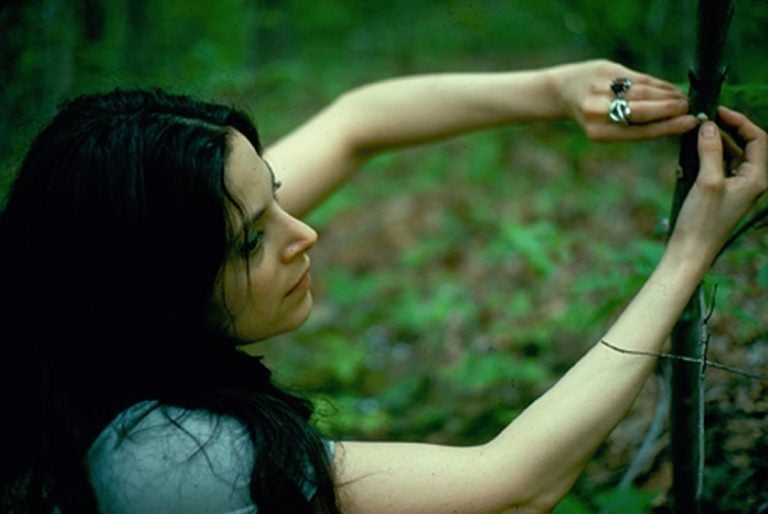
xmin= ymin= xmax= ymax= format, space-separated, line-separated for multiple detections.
xmin=667 ymin=106 xmax=767 ymax=269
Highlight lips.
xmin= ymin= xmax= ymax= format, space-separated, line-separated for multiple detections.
xmin=286 ymin=266 xmax=311 ymax=296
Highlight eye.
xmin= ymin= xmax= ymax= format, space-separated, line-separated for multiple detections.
xmin=242 ymin=229 xmax=265 ymax=255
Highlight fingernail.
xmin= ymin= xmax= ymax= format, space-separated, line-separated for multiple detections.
xmin=701 ymin=123 xmax=717 ymax=138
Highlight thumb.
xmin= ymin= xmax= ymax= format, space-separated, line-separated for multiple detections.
xmin=697 ymin=121 xmax=724 ymax=184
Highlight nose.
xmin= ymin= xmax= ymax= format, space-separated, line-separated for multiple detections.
xmin=281 ymin=212 xmax=318 ymax=262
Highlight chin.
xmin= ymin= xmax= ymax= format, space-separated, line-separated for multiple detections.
xmin=292 ymin=292 xmax=314 ymax=328
xmin=264 ymin=293 xmax=315 ymax=340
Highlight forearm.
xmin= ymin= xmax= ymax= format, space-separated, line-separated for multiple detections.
xmin=267 ymin=60 xmax=693 ymax=217
xmin=486 ymin=252 xmax=707 ymax=509
xmin=332 ymin=69 xmax=563 ymax=155
xmin=267 ymin=68 xmax=562 ymax=216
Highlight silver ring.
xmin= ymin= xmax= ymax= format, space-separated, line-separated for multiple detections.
xmin=608 ymin=98 xmax=632 ymax=125
xmin=608 ymin=77 xmax=633 ymax=124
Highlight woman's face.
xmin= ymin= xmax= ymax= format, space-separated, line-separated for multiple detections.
xmin=212 ymin=130 xmax=318 ymax=341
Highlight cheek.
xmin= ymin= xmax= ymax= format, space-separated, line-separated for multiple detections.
xmin=246 ymin=270 xmax=274 ymax=315
xmin=210 ymin=264 xmax=251 ymax=324
xmin=227 ymin=263 xmax=276 ymax=321
xmin=214 ymin=257 xmax=289 ymax=341
xmin=207 ymin=272 xmax=237 ymax=330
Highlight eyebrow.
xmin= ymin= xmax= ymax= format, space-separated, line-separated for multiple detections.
xmin=265 ymin=161 xmax=283 ymax=197
xmin=237 ymin=161 xmax=279 ymax=237
xmin=265 ymin=160 xmax=277 ymax=188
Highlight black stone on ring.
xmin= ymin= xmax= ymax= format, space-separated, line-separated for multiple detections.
xmin=610 ymin=77 xmax=633 ymax=98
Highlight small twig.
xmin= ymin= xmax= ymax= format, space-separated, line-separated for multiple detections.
xmin=703 ymin=283 xmax=718 ymax=324
xmin=701 ymin=332 xmax=712 ymax=374
xmin=701 ymin=284 xmax=718 ymax=374
xmin=600 ymin=339 xmax=768 ymax=381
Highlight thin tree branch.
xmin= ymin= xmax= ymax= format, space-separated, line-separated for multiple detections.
xmin=600 ymin=339 xmax=768 ymax=381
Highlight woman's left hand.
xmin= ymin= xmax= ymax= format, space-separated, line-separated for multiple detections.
xmin=548 ymin=59 xmax=698 ymax=142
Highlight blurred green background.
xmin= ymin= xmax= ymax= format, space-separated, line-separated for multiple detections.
xmin=2 ymin=1 xmax=767 ymax=512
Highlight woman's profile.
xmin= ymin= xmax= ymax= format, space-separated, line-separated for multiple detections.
xmin=0 ymin=60 xmax=765 ymax=513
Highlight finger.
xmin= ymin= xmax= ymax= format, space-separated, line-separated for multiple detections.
xmin=697 ymin=121 xmax=725 ymax=187
xmin=588 ymin=115 xmax=697 ymax=142
xmin=628 ymin=71 xmax=683 ymax=92
xmin=586 ymin=95 xmax=689 ymax=125
xmin=743 ymin=128 xmax=767 ymax=168
xmin=596 ymin=64 xmax=683 ymax=94
xmin=717 ymin=106 xmax=766 ymax=143
xmin=713 ymin=108 xmax=766 ymax=192
xmin=625 ymin=84 xmax=687 ymax=102
xmin=620 ymin=99 xmax=690 ymax=124
xmin=631 ymin=115 xmax=698 ymax=139
xmin=730 ymin=156 xmax=768 ymax=201
xmin=599 ymin=78 xmax=684 ymax=100
xmin=732 ymin=161 xmax=768 ymax=194
xmin=719 ymin=128 xmax=744 ymax=163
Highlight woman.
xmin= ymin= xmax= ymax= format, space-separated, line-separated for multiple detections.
xmin=0 ymin=59 xmax=765 ymax=513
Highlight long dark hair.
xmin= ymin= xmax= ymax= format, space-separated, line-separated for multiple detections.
xmin=0 ymin=89 xmax=339 ymax=513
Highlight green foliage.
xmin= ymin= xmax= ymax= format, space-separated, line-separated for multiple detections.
xmin=553 ymin=494 xmax=593 ymax=514
xmin=554 ymin=487 xmax=657 ymax=514
xmin=594 ymin=488 xmax=657 ymax=513
xmin=443 ymin=352 xmax=550 ymax=392
xmin=720 ymin=84 xmax=768 ymax=128
xmin=488 ymin=220 xmax=568 ymax=277
xmin=759 ymin=261 xmax=768 ymax=288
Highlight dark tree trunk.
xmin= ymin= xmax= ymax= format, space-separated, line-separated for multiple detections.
xmin=668 ymin=1 xmax=734 ymax=513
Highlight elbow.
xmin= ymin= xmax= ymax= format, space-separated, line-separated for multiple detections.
xmin=510 ymin=479 xmax=576 ymax=514
xmin=527 ymin=494 xmax=561 ymax=514
xmin=498 ymin=496 xmax=558 ymax=514
xmin=493 ymin=478 xmax=570 ymax=514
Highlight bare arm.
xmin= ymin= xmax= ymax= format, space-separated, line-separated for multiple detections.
xmin=265 ymin=60 xmax=697 ymax=217
xmin=331 ymin=109 xmax=767 ymax=514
